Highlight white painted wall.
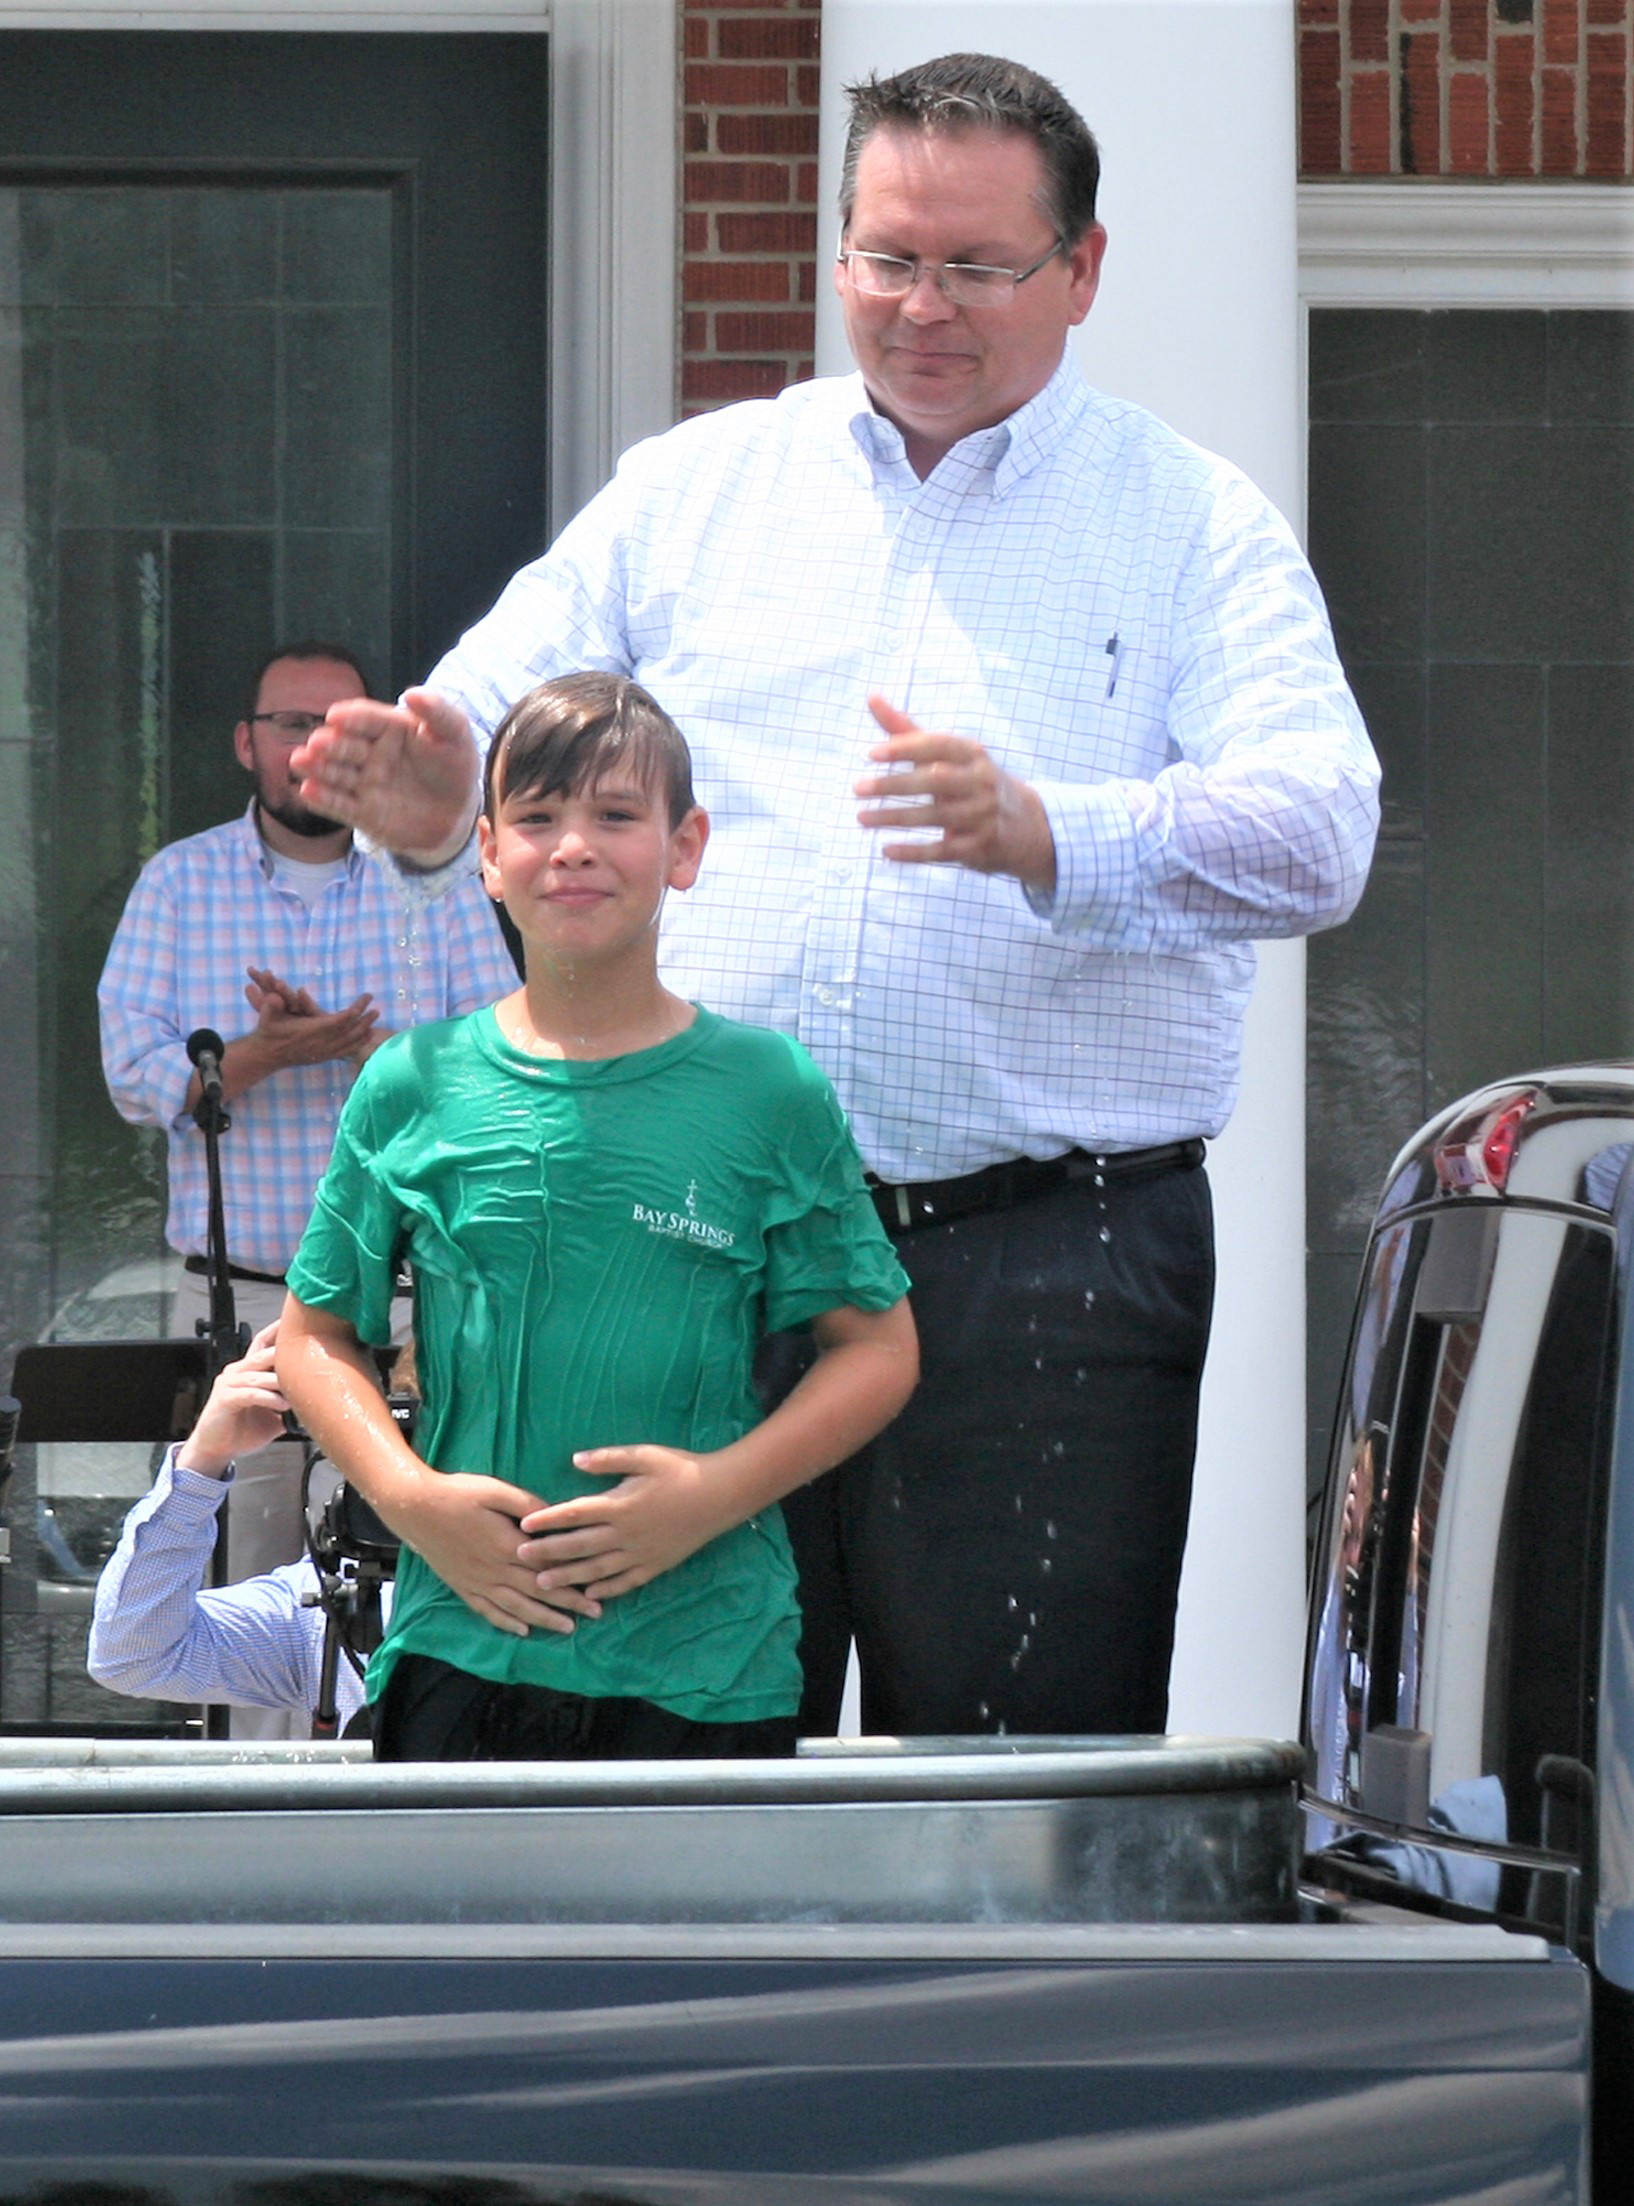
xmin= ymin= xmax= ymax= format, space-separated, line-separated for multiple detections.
xmin=817 ymin=0 xmax=1310 ymax=1740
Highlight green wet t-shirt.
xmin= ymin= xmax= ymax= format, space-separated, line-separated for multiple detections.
xmin=287 ymin=1005 xmax=910 ymax=1721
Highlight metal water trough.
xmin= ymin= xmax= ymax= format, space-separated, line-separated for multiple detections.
xmin=0 ymin=1733 xmax=1300 ymax=1927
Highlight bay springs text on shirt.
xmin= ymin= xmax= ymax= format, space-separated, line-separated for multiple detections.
xmin=632 ymin=1187 xmax=737 ymax=1250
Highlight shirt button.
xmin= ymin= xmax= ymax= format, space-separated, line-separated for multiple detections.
xmin=815 ymin=985 xmax=835 ymax=1007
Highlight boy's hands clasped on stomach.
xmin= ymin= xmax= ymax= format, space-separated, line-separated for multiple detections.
xmin=517 ymin=1302 xmax=921 ymax=1601
xmin=517 ymin=1444 xmax=734 ymax=1601
xmin=387 ymin=1469 xmax=605 ymax=1639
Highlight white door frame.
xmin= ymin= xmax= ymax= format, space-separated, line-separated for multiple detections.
xmin=0 ymin=0 xmax=679 ymax=534
xmin=1299 ymin=181 xmax=1634 ymax=311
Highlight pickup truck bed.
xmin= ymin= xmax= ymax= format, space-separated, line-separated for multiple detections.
xmin=0 ymin=1737 xmax=1590 ymax=2206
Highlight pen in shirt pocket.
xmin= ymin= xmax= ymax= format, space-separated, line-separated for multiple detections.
xmin=1104 ymin=632 xmax=1122 ymax=699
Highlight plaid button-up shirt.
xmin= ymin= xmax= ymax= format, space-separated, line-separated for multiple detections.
xmin=99 ymin=805 xmax=516 ymax=1273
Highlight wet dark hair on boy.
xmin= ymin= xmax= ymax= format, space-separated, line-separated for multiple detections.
xmin=483 ymin=672 xmax=696 ymax=828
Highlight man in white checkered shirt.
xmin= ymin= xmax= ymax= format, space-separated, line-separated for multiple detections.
xmin=98 ymin=642 xmax=516 ymax=1627
xmin=293 ymin=55 xmax=1380 ymax=1742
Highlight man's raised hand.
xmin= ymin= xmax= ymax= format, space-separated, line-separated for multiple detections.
xmin=290 ymin=687 xmax=480 ymax=867
xmin=854 ymin=693 xmax=1057 ymax=893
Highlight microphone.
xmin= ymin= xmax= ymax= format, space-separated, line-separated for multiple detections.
xmin=186 ymin=1027 xmax=226 ymax=1105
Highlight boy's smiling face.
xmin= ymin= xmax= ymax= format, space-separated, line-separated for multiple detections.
xmin=479 ymin=771 xmax=708 ymax=971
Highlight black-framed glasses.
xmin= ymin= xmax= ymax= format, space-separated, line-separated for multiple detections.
xmin=248 ymin=710 xmax=326 ymax=738
xmin=836 ymin=234 xmax=1064 ymax=308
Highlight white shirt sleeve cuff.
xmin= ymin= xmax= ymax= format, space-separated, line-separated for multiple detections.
xmin=356 ymin=825 xmax=482 ymax=908
xmin=1026 ymin=777 xmax=1144 ymax=943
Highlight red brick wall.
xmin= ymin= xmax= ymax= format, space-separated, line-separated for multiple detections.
xmin=1299 ymin=0 xmax=1634 ymax=176
xmin=681 ymin=0 xmax=823 ymax=415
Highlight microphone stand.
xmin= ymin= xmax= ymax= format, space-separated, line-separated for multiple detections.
xmin=192 ymin=1080 xmax=249 ymax=1383
xmin=191 ymin=1071 xmax=249 ymax=1740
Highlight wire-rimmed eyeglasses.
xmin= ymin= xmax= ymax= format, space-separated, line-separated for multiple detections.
xmin=835 ymin=233 xmax=1064 ymax=309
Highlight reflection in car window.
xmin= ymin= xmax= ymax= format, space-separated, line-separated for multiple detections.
xmin=1307 ymin=1209 xmax=1612 ymax=1875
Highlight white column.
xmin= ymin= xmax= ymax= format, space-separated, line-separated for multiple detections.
xmin=549 ymin=0 xmax=680 ymax=531
xmin=817 ymin=0 xmax=1308 ymax=1739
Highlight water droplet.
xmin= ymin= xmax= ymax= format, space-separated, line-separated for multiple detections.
xmin=1082 ymin=1291 xmax=1096 ymax=1310
xmin=1098 ymin=1224 xmax=1112 ymax=1243
xmin=1032 ymin=1354 xmax=1045 ymax=1371
xmin=1044 ymin=1519 xmax=1057 ymax=1540
xmin=1013 ymin=1493 xmax=1023 ymax=1513
xmin=977 ymin=1701 xmax=990 ymax=1721
xmin=1006 ymin=1594 xmax=1018 ymax=1611
xmin=1051 ymin=1440 xmax=1065 ymax=1458
xmin=996 ymin=1719 xmax=1008 ymax=1736
xmin=1026 ymin=1314 xmax=1038 ymax=1334
xmin=1040 ymin=1556 xmax=1053 ymax=1574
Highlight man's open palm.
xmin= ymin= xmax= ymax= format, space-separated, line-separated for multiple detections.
xmin=291 ymin=687 xmax=478 ymax=864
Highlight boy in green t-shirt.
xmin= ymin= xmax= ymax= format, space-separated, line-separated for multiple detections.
xmin=278 ymin=672 xmax=916 ymax=1759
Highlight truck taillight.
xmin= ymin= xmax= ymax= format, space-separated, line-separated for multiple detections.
xmin=1434 ymin=1092 xmax=1537 ymax=1195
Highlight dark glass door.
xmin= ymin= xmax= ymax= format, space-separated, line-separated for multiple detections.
xmin=1304 ymin=306 xmax=1634 ymax=1506
xmin=0 ymin=30 xmax=548 ymax=1724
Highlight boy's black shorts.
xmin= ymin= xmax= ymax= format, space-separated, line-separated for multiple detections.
xmin=373 ymin=1651 xmax=798 ymax=1761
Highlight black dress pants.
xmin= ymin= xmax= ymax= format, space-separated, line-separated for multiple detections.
xmin=772 ymin=1154 xmax=1214 ymax=1739
xmin=374 ymin=1653 xmax=798 ymax=1761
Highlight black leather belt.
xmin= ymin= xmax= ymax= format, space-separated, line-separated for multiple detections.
xmin=867 ymin=1138 xmax=1205 ymax=1235
xmin=183 ymin=1255 xmax=287 ymax=1286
